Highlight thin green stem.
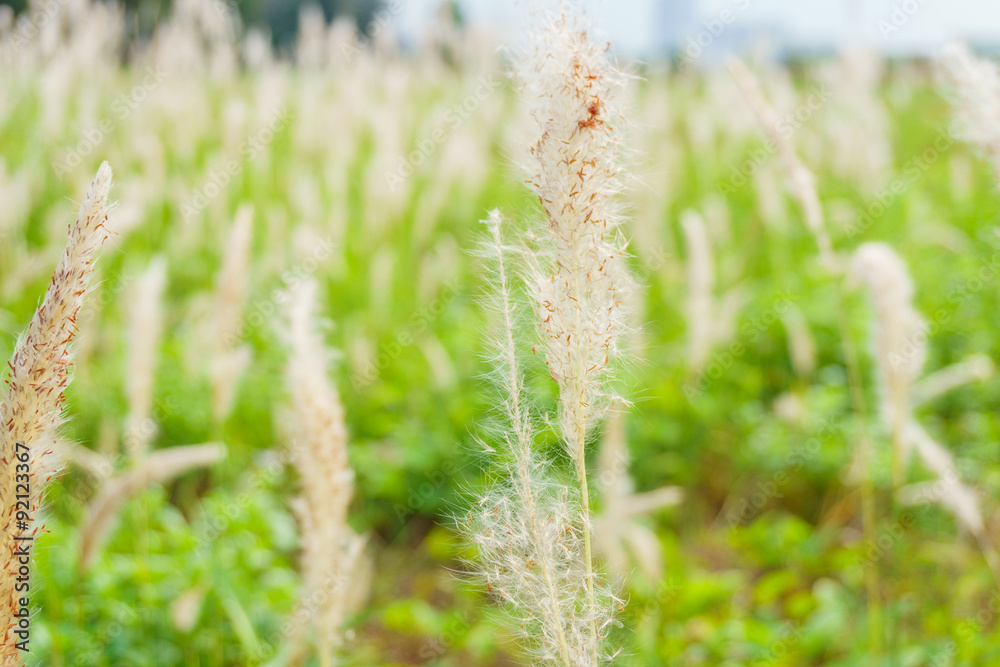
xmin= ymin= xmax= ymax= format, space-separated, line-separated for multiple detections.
xmin=574 ymin=420 xmax=599 ymax=664
xmin=832 ymin=289 xmax=882 ymax=662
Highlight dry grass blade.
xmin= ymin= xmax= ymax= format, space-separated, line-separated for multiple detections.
xmin=593 ymin=410 xmax=682 ymax=582
xmin=911 ymin=354 xmax=994 ymax=407
xmin=900 ymin=421 xmax=1000 ymax=587
xmin=850 ymin=242 xmax=926 ymax=483
xmin=78 ymin=443 xmax=226 ymax=571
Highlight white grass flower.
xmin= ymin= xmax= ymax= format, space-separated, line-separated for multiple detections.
xmin=593 ymin=410 xmax=681 ymax=582
xmin=850 ymin=243 xmax=926 ymax=477
xmin=939 ymin=43 xmax=1000 ymax=185
xmin=522 ymin=6 xmax=633 ymax=446
xmin=78 ymin=443 xmax=225 ymax=572
xmin=852 ymin=242 xmax=1000 ymax=585
xmin=466 ymin=211 xmax=619 ymax=666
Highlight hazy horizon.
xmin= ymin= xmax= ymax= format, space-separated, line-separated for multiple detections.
xmin=396 ymin=0 xmax=1000 ymax=58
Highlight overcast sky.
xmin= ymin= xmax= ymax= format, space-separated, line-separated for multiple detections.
xmin=394 ymin=0 xmax=1000 ymax=57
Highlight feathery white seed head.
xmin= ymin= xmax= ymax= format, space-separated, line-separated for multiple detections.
xmin=78 ymin=443 xmax=225 ymax=572
xmin=520 ymin=5 xmax=633 ymax=456
xmin=728 ymin=58 xmax=836 ymax=270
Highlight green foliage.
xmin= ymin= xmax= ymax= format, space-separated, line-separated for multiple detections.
xmin=3 ymin=57 xmax=1000 ymax=664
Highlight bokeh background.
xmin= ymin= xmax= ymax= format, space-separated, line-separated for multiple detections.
xmin=3 ymin=0 xmax=1000 ymax=665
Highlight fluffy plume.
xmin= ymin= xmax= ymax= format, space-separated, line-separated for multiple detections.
xmin=899 ymin=420 xmax=1000 ymax=586
xmin=172 ymin=586 xmax=206 ymax=634
xmin=0 ymin=162 xmax=113 ymax=659
xmin=939 ymin=43 xmax=1000 ymax=184
xmin=516 ymin=6 xmax=635 ymax=659
xmin=850 ymin=243 xmax=926 ymax=474
xmin=281 ymin=279 xmax=366 ymax=667
xmin=521 ymin=5 xmax=632 ymax=450
xmin=78 ymin=259 xmax=223 ymax=572
xmin=780 ymin=305 xmax=816 ymax=378
xmin=912 ymin=354 xmax=993 ymax=406
xmin=466 ymin=211 xmax=619 ymax=666
xmin=124 ymin=256 xmax=167 ymax=461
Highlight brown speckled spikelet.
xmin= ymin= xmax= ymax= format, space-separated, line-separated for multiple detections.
xmin=0 ymin=163 xmax=112 ymax=662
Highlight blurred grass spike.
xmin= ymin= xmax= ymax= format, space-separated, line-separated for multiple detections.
xmin=210 ymin=205 xmax=255 ymax=425
xmin=280 ymin=278 xmax=367 ymax=667
xmin=727 ymin=58 xmax=836 ymax=271
xmin=939 ymin=43 xmax=1000 ymax=187
xmin=851 ymin=242 xmax=1000 ymax=587
xmin=593 ymin=409 xmax=682 ymax=583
